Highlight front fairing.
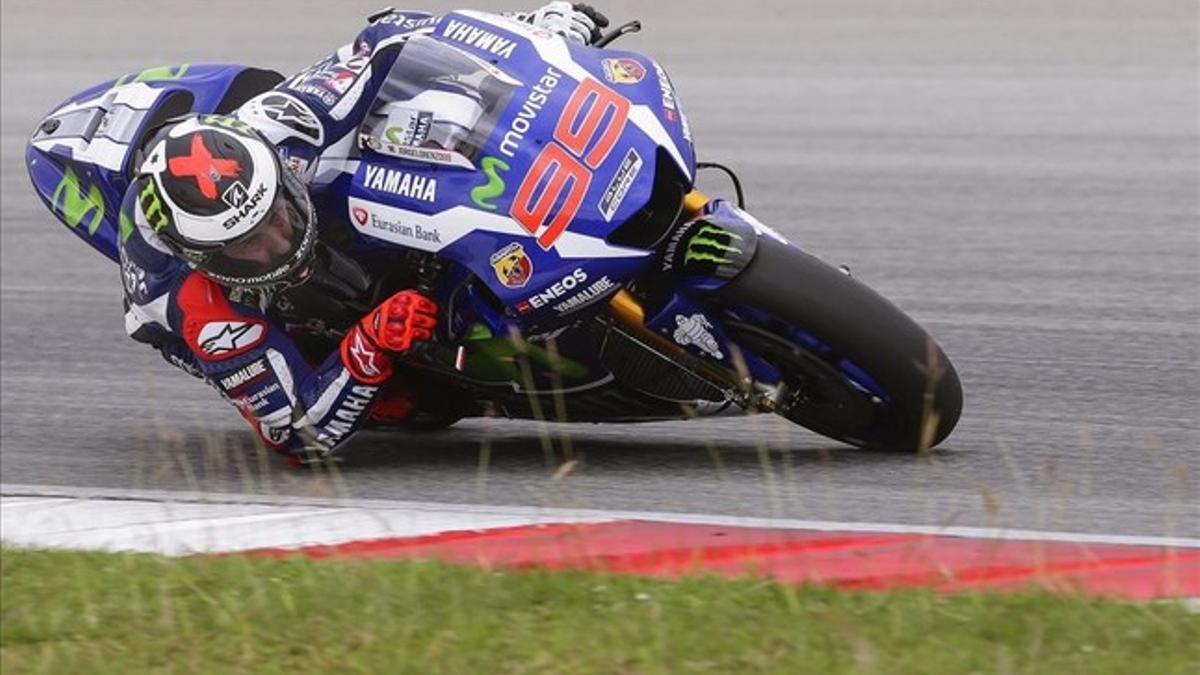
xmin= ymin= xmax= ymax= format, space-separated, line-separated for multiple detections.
xmin=343 ymin=12 xmax=696 ymax=330
xmin=26 ymin=64 xmax=282 ymax=262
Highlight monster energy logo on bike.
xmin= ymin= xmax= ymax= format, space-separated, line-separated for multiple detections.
xmin=684 ymin=223 xmax=743 ymax=265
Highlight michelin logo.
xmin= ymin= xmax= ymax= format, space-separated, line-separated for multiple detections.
xmin=673 ymin=313 xmax=724 ymax=360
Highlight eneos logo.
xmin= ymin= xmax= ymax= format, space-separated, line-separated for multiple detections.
xmin=352 ymin=206 xmax=369 ymax=227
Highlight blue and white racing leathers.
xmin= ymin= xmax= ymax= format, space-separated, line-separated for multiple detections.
xmin=118 ymin=10 xmax=473 ymax=460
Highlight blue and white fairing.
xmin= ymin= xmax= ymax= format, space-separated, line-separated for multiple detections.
xmin=26 ymin=65 xmax=283 ymax=262
xmin=27 ymin=11 xmax=701 ymax=337
xmin=341 ymin=11 xmax=696 ymax=331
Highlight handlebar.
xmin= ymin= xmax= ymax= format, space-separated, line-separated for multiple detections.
xmin=594 ymin=19 xmax=641 ymax=48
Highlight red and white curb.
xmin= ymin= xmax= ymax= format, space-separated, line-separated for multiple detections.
xmin=3 ymin=484 xmax=1197 ymax=601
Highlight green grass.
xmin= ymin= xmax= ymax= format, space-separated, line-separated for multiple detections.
xmin=2 ymin=547 xmax=1196 ymax=674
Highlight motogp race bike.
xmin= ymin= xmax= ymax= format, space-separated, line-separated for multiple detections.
xmin=27 ymin=11 xmax=962 ymax=452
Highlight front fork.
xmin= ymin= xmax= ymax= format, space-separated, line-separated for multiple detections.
xmin=603 ymin=190 xmax=782 ymax=413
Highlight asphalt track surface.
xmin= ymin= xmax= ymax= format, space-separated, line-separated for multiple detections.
xmin=2 ymin=1 xmax=1197 ymax=537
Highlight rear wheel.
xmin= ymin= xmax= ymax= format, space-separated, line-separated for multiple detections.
xmin=716 ymin=236 xmax=962 ymax=451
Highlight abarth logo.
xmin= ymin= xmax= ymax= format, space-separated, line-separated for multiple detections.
xmin=601 ymin=58 xmax=646 ymax=85
xmin=489 ymin=242 xmax=533 ymax=289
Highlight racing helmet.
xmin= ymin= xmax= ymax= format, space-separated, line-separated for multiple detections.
xmin=134 ymin=114 xmax=316 ymax=288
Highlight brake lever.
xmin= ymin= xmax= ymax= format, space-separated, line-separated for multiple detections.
xmin=593 ymin=20 xmax=641 ymax=48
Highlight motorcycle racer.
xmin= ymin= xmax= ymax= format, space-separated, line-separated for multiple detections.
xmin=118 ymin=3 xmax=610 ymax=465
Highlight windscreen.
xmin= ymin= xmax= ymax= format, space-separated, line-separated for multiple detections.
xmin=359 ymin=35 xmax=521 ymax=168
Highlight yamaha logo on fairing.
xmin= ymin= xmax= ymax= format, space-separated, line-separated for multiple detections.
xmin=221 ymin=183 xmax=268 ymax=230
xmin=363 ymin=165 xmax=437 ymax=202
xmin=441 ymin=19 xmax=517 ymax=59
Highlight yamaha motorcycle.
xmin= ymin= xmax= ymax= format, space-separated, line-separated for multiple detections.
xmin=26 ymin=11 xmax=962 ymax=451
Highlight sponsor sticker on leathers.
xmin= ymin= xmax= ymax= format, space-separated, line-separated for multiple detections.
xmin=218 ymin=357 xmax=270 ymax=392
xmin=250 ymin=92 xmax=324 ymax=146
xmin=197 ymin=321 xmax=265 ymax=356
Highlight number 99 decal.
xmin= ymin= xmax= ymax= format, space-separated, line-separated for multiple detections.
xmin=511 ymin=79 xmax=630 ymax=250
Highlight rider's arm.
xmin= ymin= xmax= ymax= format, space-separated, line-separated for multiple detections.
xmin=118 ymin=186 xmax=435 ymax=463
xmin=169 ymin=272 xmax=435 ymax=463
xmin=168 ymin=271 xmax=390 ymax=461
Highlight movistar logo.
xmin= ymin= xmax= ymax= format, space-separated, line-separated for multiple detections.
xmin=684 ymin=224 xmax=743 ymax=265
xmin=470 ymin=156 xmax=509 ymax=211
xmin=51 ymin=167 xmax=105 ymax=234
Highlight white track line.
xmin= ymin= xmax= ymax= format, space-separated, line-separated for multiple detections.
xmin=4 ymin=483 xmax=1198 ymax=551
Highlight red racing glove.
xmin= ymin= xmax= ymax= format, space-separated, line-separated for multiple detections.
xmin=340 ymin=290 xmax=438 ymax=384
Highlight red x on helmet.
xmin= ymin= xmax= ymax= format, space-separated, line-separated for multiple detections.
xmin=135 ymin=114 xmax=316 ymax=288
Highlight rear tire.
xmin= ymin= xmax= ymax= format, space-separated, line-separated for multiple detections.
xmin=716 ymin=236 xmax=962 ymax=451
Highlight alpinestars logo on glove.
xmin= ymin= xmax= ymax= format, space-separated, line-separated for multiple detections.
xmin=348 ymin=331 xmax=384 ymax=378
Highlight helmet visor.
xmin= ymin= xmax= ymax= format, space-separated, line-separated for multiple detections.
xmin=203 ymin=189 xmax=311 ymax=287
